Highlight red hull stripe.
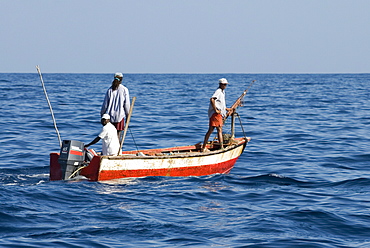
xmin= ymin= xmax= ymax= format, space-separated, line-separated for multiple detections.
xmin=70 ymin=150 xmax=83 ymax=156
xmin=98 ymin=157 xmax=239 ymax=181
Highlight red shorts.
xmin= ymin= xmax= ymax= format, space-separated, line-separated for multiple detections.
xmin=112 ymin=118 xmax=125 ymax=131
xmin=209 ymin=113 xmax=223 ymax=127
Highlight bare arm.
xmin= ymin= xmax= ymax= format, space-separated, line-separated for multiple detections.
xmin=85 ymin=136 xmax=101 ymax=148
xmin=210 ymin=97 xmax=221 ymax=114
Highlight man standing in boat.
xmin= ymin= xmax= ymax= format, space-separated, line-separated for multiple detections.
xmin=84 ymin=114 xmax=120 ymax=156
xmin=202 ymin=78 xmax=232 ymax=152
xmin=101 ymin=72 xmax=130 ymax=141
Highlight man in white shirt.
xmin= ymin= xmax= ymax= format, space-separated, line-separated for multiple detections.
xmin=85 ymin=114 xmax=120 ymax=156
xmin=201 ymin=78 xmax=231 ymax=152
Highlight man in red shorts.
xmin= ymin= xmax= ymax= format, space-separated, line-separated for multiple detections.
xmin=201 ymin=78 xmax=231 ymax=152
xmin=101 ymin=72 xmax=130 ymax=142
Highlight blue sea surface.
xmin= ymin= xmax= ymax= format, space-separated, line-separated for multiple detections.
xmin=0 ymin=73 xmax=370 ymax=247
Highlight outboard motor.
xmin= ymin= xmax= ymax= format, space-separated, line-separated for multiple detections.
xmin=58 ymin=140 xmax=85 ymax=180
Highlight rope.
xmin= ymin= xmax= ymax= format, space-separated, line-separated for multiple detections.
xmin=236 ymin=113 xmax=247 ymax=139
xmin=68 ymin=164 xmax=88 ymax=179
xmin=129 ymin=127 xmax=140 ymax=152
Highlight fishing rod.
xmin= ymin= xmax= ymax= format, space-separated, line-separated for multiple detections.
xmin=212 ymin=80 xmax=255 ymax=143
xmin=36 ymin=65 xmax=62 ymax=148
xmin=224 ymin=80 xmax=255 ymax=120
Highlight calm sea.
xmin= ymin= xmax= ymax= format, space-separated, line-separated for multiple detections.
xmin=1 ymin=73 xmax=370 ymax=247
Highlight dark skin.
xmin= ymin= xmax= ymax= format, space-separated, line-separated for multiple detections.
xmin=84 ymin=118 xmax=110 ymax=148
xmin=112 ymin=75 xmax=123 ymax=140
xmin=201 ymin=83 xmax=232 ymax=152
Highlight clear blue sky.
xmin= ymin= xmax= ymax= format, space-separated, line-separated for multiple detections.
xmin=1 ymin=0 xmax=370 ymax=73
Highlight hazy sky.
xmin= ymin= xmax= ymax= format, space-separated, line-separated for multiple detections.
xmin=1 ymin=0 xmax=369 ymax=73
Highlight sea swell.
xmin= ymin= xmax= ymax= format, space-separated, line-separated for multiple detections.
xmin=0 ymin=73 xmax=370 ymax=247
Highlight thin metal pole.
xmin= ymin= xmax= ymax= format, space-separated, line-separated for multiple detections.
xmin=36 ymin=65 xmax=62 ymax=148
xmin=231 ymin=112 xmax=236 ymax=138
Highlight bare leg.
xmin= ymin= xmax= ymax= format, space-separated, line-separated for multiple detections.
xmin=202 ymin=126 xmax=215 ymax=151
xmin=117 ymin=130 xmax=122 ymax=143
xmin=216 ymin=126 xmax=224 ymax=149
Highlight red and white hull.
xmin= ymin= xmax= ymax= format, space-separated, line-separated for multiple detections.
xmin=50 ymin=137 xmax=250 ymax=181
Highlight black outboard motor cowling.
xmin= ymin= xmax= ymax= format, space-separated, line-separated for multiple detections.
xmin=58 ymin=140 xmax=85 ymax=180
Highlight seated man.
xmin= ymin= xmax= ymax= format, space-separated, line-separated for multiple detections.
xmin=85 ymin=114 xmax=120 ymax=156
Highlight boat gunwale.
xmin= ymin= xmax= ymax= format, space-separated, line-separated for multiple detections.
xmin=102 ymin=137 xmax=250 ymax=160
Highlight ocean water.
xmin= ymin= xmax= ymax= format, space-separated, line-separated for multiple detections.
xmin=0 ymin=73 xmax=370 ymax=247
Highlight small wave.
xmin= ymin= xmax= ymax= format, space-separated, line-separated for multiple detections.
xmin=284 ymin=209 xmax=370 ymax=239
xmin=329 ymin=177 xmax=370 ymax=188
xmin=226 ymin=173 xmax=313 ymax=187
xmin=253 ymin=173 xmax=312 ymax=186
xmin=324 ymin=155 xmax=362 ymax=164
xmin=352 ymin=153 xmax=370 ymax=163
xmin=320 ymin=162 xmax=356 ymax=170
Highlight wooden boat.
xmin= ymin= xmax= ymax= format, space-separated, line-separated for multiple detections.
xmin=50 ymin=137 xmax=250 ymax=181
xmin=43 ymin=74 xmax=254 ymax=181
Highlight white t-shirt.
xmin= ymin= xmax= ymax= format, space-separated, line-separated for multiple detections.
xmin=208 ymin=88 xmax=226 ymax=118
xmin=98 ymin=122 xmax=120 ymax=155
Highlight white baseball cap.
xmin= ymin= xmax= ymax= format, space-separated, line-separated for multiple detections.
xmin=219 ymin=78 xmax=229 ymax=84
xmin=114 ymin=72 xmax=123 ymax=78
xmin=102 ymin=114 xmax=110 ymax=120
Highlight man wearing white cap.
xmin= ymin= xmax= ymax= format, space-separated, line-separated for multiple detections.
xmin=85 ymin=114 xmax=120 ymax=156
xmin=101 ymin=72 xmax=130 ymax=141
xmin=201 ymin=78 xmax=231 ymax=152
